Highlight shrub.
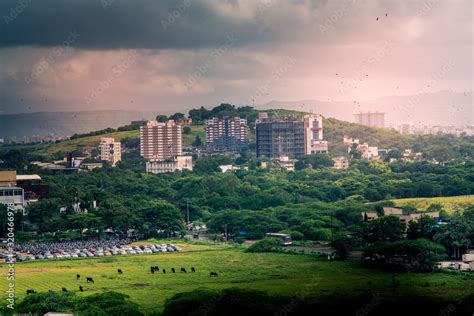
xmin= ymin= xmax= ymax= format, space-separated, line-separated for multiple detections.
xmin=246 ymin=237 xmax=282 ymax=253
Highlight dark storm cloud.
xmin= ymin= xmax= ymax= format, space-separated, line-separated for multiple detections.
xmin=0 ymin=0 xmax=294 ymax=49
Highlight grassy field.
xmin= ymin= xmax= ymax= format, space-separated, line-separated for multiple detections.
xmin=1 ymin=241 xmax=472 ymax=314
xmin=392 ymin=195 xmax=474 ymax=214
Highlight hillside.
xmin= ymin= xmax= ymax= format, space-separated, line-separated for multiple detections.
xmin=31 ymin=105 xmax=473 ymax=160
xmin=392 ymin=195 xmax=474 ymax=214
xmin=37 ymin=125 xmax=205 ymax=156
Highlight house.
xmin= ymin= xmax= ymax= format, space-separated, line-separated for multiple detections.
xmin=333 ymin=156 xmax=349 ymax=169
xmin=361 ymin=211 xmax=378 ymax=222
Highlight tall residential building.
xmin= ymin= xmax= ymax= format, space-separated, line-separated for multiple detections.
xmin=205 ymin=117 xmax=249 ymax=152
xmin=354 ymin=112 xmax=385 ymax=128
xmin=303 ymin=114 xmax=328 ymax=154
xmin=140 ymin=120 xmax=182 ymax=160
xmin=256 ymin=114 xmax=326 ymax=158
xmin=256 ymin=120 xmax=305 ymax=158
xmin=98 ymin=137 xmax=122 ymax=166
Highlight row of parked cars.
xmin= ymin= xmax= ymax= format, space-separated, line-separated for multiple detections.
xmin=6 ymin=244 xmax=181 ymax=262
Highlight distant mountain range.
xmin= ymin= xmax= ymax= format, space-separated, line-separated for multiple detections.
xmin=0 ymin=110 xmax=157 ymax=139
xmin=0 ymin=91 xmax=471 ymax=139
xmin=258 ymin=90 xmax=472 ymax=126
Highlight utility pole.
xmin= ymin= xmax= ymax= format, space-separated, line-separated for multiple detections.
xmin=186 ymin=199 xmax=190 ymax=225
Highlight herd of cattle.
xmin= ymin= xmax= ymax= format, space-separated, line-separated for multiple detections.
xmin=2 ymin=239 xmax=182 ymax=261
xmin=26 ymin=265 xmax=220 ymax=295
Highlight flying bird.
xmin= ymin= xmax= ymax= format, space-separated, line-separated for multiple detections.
xmin=386 ymin=13 xmax=388 ymax=17
xmin=376 ymin=17 xmax=379 ymax=21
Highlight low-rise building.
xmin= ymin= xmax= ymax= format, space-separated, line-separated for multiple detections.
xmin=146 ymin=156 xmax=193 ymax=174
xmin=333 ymin=156 xmax=349 ymax=169
xmin=274 ymin=156 xmax=295 ymax=171
xmin=99 ymin=137 xmax=122 ymax=166
xmin=0 ymin=186 xmax=25 ymax=213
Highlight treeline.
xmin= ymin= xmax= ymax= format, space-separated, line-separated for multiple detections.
xmin=15 ymin=159 xmax=473 ymax=241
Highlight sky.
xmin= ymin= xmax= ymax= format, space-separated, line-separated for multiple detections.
xmin=0 ymin=0 xmax=472 ymax=116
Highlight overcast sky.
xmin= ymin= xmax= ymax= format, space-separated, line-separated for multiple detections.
xmin=0 ymin=0 xmax=472 ymax=115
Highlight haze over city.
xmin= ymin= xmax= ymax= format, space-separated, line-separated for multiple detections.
xmin=0 ymin=0 xmax=472 ymax=126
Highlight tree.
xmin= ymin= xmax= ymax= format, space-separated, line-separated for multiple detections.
xmin=363 ymin=239 xmax=446 ymax=271
xmin=75 ymin=292 xmax=143 ymax=316
xmin=169 ymin=112 xmax=185 ymax=121
xmin=295 ymin=154 xmax=333 ymax=170
xmin=183 ymin=126 xmax=191 ymax=135
xmin=330 ymin=235 xmax=353 ymax=260
xmin=433 ymin=215 xmax=471 ymax=258
xmin=17 ymin=292 xmax=76 ymax=315
xmin=407 ymin=216 xmax=437 ymax=240
xmin=192 ymin=135 xmax=203 ymax=147
xmin=246 ymin=237 xmax=282 ymax=253
xmin=361 ymin=216 xmax=405 ymax=243
xmin=156 ymin=115 xmax=168 ymax=122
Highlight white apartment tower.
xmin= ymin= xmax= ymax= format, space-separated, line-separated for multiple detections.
xmin=140 ymin=120 xmax=182 ymax=160
xmin=99 ymin=137 xmax=122 ymax=166
xmin=303 ymin=114 xmax=328 ymax=154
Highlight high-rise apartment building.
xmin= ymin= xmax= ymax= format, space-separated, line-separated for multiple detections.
xmin=98 ymin=137 xmax=122 ymax=166
xmin=205 ymin=117 xmax=249 ymax=152
xmin=354 ymin=112 xmax=385 ymax=128
xmin=256 ymin=114 xmax=327 ymax=158
xmin=140 ymin=120 xmax=182 ymax=160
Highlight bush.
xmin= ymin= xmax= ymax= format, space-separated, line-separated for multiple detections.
xmin=246 ymin=237 xmax=282 ymax=253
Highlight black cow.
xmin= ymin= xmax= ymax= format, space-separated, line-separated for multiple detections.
xmin=210 ymin=272 xmax=218 ymax=277
xmin=79 ymin=285 xmax=84 ymax=292
xmin=118 ymin=269 xmax=123 ymax=274
xmin=86 ymin=277 xmax=94 ymax=283
xmin=181 ymin=267 xmax=187 ymax=273
xmin=76 ymin=274 xmax=80 ymax=280
xmin=151 ymin=268 xmax=155 ymax=274
xmin=171 ymin=268 xmax=175 ymax=273
xmin=62 ymin=287 xmax=68 ymax=292
xmin=191 ymin=267 xmax=196 ymax=272
xmin=163 ymin=269 xmax=166 ymax=274
xmin=26 ymin=289 xmax=36 ymax=295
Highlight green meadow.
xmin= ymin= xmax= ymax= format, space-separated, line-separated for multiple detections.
xmin=2 ymin=242 xmax=472 ymax=314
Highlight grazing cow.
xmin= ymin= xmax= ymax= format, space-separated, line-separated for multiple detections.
xmin=62 ymin=287 xmax=68 ymax=292
xmin=154 ymin=265 xmax=159 ymax=271
xmin=191 ymin=267 xmax=196 ymax=272
xmin=210 ymin=272 xmax=218 ymax=277
xmin=76 ymin=274 xmax=80 ymax=280
xmin=181 ymin=267 xmax=187 ymax=273
xmin=171 ymin=268 xmax=175 ymax=273
xmin=118 ymin=269 xmax=123 ymax=274
xmin=163 ymin=269 xmax=166 ymax=274
xmin=79 ymin=285 xmax=84 ymax=292
xmin=26 ymin=289 xmax=36 ymax=295
xmin=86 ymin=277 xmax=94 ymax=283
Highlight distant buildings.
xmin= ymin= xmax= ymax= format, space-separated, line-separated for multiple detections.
xmin=333 ymin=156 xmax=350 ymax=169
xmin=256 ymin=114 xmax=326 ymax=158
xmin=140 ymin=120 xmax=182 ymax=160
xmin=354 ymin=111 xmax=385 ymax=128
xmin=361 ymin=207 xmax=440 ymax=225
xmin=146 ymin=156 xmax=193 ymax=174
xmin=205 ymin=117 xmax=249 ymax=152
xmin=0 ymin=170 xmax=48 ymax=202
xmin=99 ymin=137 xmax=121 ymax=166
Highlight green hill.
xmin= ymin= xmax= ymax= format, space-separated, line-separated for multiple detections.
xmin=33 ymin=105 xmax=473 ymax=161
xmin=392 ymin=195 xmax=474 ymax=214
